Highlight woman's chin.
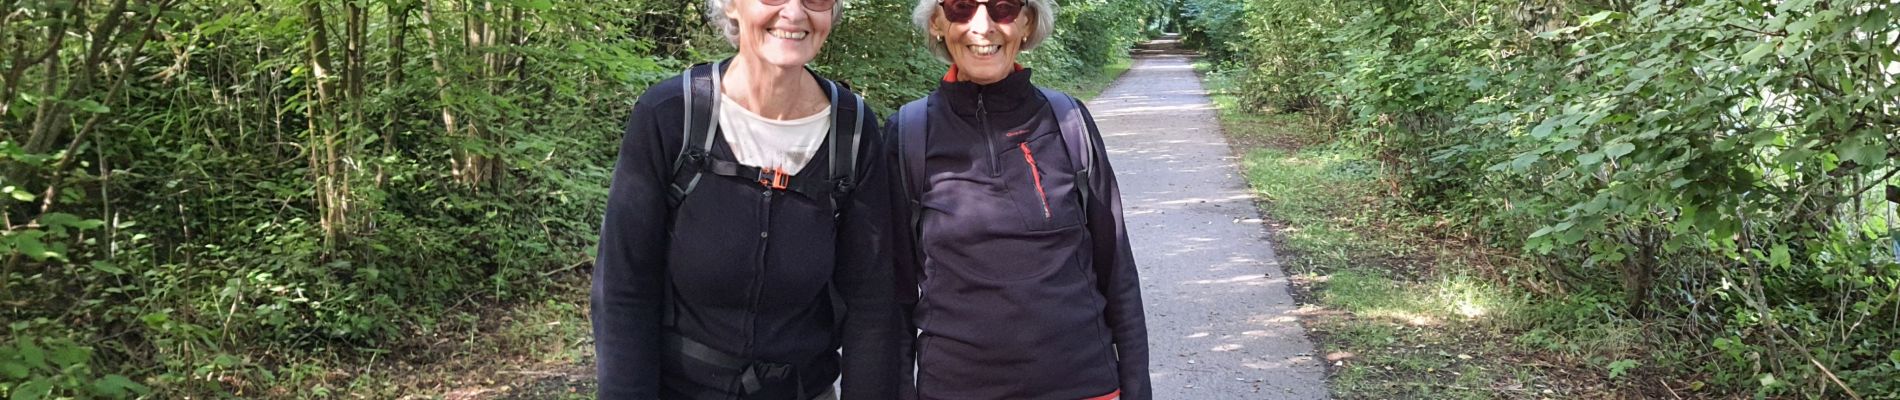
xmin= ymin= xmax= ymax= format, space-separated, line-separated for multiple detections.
xmin=956 ymin=61 xmax=1013 ymax=84
xmin=751 ymin=43 xmax=821 ymax=68
xmin=756 ymin=56 xmax=814 ymax=69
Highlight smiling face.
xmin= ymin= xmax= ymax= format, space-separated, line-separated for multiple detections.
xmin=726 ymin=0 xmax=835 ymax=68
xmin=930 ymin=1 xmax=1034 ymax=85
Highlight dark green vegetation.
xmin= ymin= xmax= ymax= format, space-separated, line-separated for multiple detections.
xmin=0 ymin=0 xmax=1161 ymax=397
xmin=1184 ymin=0 xmax=1899 ymax=398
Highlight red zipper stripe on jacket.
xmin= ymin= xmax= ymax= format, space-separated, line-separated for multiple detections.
xmin=1020 ymin=143 xmax=1052 ymax=219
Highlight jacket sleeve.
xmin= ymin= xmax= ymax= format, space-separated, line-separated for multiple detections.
xmin=1079 ymin=104 xmax=1152 ymax=400
xmin=836 ymin=109 xmax=904 ymax=400
xmin=592 ymin=94 xmax=675 ymax=399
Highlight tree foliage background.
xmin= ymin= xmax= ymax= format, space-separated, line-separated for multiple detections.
xmin=1183 ymin=0 xmax=1898 ymax=397
xmin=0 ymin=0 xmax=1161 ymax=397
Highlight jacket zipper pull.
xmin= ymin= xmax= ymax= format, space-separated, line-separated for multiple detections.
xmin=1021 ymin=143 xmax=1052 ymax=219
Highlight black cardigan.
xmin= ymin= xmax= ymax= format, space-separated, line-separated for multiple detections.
xmin=591 ymin=63 xmax=899 ymax=399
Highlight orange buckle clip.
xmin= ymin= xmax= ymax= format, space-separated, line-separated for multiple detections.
xmin=758 ymin=168 xmax=789 ymax=190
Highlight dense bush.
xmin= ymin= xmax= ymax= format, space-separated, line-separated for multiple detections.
xmin=1187 ymin=0 xmax=1899 ymax=396
xmin=0 ymin=0 xmax=1157 ymax=397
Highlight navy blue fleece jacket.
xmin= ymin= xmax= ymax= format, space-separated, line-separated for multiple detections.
xmin=890 ymin=68 xmax=1152 ymax=400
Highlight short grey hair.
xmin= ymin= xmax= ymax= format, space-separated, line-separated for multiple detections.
xmin=705 ymin=0 xmax=848 ymax=46
xmin=912 ymin=0 xmax=1057 ymax=64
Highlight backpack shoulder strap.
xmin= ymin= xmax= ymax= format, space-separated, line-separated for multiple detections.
xmin=894 ymin=97 xmax=930 ymax=306
xmin=821 ymin=77 xmax=863 ymax=199
xmin=897 ymin=98 xmax=930 ymax=207
xmin=662 ymin=61 xmax=724 ymax=329
xmin=667 ymin=61 xmax=725 ymax=206
xmin=1039 ymin=88 xmax=1093 ymax=213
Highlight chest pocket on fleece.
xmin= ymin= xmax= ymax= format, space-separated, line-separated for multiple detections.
xmin=1000 ymin=129 xmax=1085 ymax=233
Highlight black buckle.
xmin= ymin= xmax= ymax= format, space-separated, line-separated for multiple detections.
xmin=832 ymin=179 xmax=855 ymax=196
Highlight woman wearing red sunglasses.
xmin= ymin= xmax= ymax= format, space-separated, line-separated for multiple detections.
xmin=592 ymin=0 xmax=900 ymax=399
xmin=887 ymin=0 xmax=1151 ymax=399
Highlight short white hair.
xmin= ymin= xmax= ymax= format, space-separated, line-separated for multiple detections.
xmin=912 ymin=0 xmax=1057 ymax=64
xmin=705 ymin=0 xmax=847 ymax=46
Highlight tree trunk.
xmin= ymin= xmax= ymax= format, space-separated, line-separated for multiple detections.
xmin=26 ymin=0 xmax=129 ymax=155
xmin=303 ymin=0 xmax=345 ymax=244
xmin=419 ymin=0 xmax=469 ymax=185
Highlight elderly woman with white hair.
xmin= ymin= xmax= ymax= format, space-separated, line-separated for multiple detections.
xmin=886 ymin=0 xmax=1151 ymax=399
xmin=591 ymin=0 xmax=900 ymax=398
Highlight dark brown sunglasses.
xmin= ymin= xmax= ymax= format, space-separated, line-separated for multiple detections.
xmin=760 ymin=0 xmax=837 ymax=12
xmin=939 ymin=0 xmax=1024 ymax=24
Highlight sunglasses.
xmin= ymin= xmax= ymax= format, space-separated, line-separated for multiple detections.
xmin=761 ymin=0 xmax=837 ymax=12
xmin=939 ymin=0 xmax=1024 ymax=24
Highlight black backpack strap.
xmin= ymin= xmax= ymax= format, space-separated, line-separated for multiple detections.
xmin=1039 ymin=88 xmax=1093 ymax=215
xmin=698 ymin=158 xmax=835 ymax=197
xmin=829 ymin=81 xmax=865 ymax=201
xmin=819 ymin=77 xmax=853 ymax=214
xmin=668 ymin=60 xmax=726 ymax=206
xmin=894 ymin=98 xmax=931 ymax=306
xmin=662 ymin=60 xmax=726 ymax=329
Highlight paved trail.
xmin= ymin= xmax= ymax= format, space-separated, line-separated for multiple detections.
xmin=1087 ymin=39 xmax=1329 ymax=399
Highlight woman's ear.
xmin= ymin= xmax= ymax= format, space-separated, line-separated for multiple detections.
xmin=927 ymin=14 xmax=946 ymax=40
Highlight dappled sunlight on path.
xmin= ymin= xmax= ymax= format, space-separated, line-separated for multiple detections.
xmin=1089 ymin=38 xmax=1329 ymax=399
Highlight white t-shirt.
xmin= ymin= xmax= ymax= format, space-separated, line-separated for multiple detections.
xmin=717 ymin=93 xmax=833 ymax=176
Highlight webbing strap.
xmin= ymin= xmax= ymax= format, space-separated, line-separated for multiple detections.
xmin=1040 ymin=88 xmax=1094 ymax=214
xmin=702 ymin=158 xmax=837 ymax=198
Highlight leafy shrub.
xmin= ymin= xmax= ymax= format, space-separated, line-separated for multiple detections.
xmin=1186 ymin=0 xmax=1900 ymax=396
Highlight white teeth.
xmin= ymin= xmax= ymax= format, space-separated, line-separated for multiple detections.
xmin=971 ymin=45 xmax=1000 ymax=55
xmin=769 ymin=29 xmax=808 ymax=40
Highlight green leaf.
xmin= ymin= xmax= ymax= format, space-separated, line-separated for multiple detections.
xmin=8 ymin=187 xmax=34 ymax=202
xmin=0 ymin=361 xmax=27 ymax=379
xmin=1509 ymin=152 xmax=1540 ymax=171
xmin=1577 ymin=151 xmax=1605 ymax=166
xmin=1529 ymin=121 xmax=1556 ymax=138
xmin=48 ymin=343 xmax=88 ymax=367
xmin=11 ymin=378 xmax=52 ymax=400
xmin=1769 ymin=244 xmax=1791 ymax=268
xmin=91 ymin=374 xmax=150 ymax=397
xmin=73 ymin=99 xmax=109 ymax=114
xmin=37 ymin=212 xmax=80 ymax=228
xmin=1888 ymin=349 xmax=1898 ymax=365
xmin=1607 ymin=359 xmax=1640 ymax=380
xmin=1740 ymin=41 xmax=1776 ymax=64
xmin=1580 ymin=11 xmax=1616 ymax=25
xmin=521 ymin=0 xmax=552 ymax=10
xmin=1604 ymin=142 xmax=1635 ymax=160
xmin=17 ymin=340 xmax=45 ymax=370
xmin=91 ymin=261 xmax=127 ymax=275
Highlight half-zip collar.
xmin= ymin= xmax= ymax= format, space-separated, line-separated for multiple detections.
xmin=936 ymin=67 xmax=1040 ymax=123
xmin=935 ymin=68 xmax=1044 ymax=177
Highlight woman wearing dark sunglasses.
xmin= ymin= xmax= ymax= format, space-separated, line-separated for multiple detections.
xmin=592 ymin=0 xmax=900 ymax=399
xmin=887 ymin=0 xmax=1151 ymax=399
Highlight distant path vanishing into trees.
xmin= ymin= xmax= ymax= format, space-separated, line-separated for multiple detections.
xmin=1088 ymin=35 xmax=1328 ymax=399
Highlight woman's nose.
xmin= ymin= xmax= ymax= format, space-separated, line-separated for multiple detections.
xmin=967 ymin=5 xmax=993 ymax=35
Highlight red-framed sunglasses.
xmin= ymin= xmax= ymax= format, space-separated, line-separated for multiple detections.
xmin=761 ymin=0 xmax=837 ymax=12
xmin=939 ymin=0 xmax=1024 ymax=24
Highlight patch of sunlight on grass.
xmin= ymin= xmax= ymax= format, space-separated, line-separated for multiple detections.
xmin=1425 ymin=274 xmax=1529 ymax=323
xmin=1321 ymin=268 xmax=1534 ymax=329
